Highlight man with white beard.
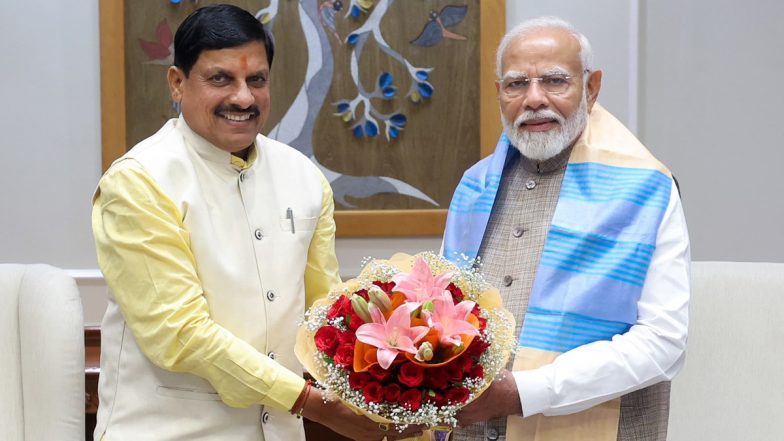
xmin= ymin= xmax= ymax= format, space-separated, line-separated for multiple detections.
xmin=442 ymin=17 xmax=690 ymax=441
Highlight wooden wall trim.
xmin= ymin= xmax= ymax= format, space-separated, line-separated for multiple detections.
xmin=99 ymin=0 xmax=126 ymax=172
xmin=479 ymin=0 xmax=505 ymax=159
xmin=335 ymin=209 xmax=445 ymax=237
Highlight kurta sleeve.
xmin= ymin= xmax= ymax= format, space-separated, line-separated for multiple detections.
xmin=92 ymin=160 xmax=306 ymax=411
xmin=303 ymin=173 xmax=342 ymax=308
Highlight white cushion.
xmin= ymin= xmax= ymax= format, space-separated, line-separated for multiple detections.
xmin=668 ymin=261 xmax=784 ymax=440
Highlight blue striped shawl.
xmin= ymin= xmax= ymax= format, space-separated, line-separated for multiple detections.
xmin=443 ymin=105 xmax=672 ymax=352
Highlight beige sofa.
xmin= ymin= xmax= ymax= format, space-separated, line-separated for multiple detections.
xmin=668 ymin=261 xmax=784 ymax=440
xmin=0 ymin=264 xmax=84 ymax=441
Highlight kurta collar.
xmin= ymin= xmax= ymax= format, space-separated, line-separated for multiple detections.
xmin=175 ymin=114 xmax=258 ymax=170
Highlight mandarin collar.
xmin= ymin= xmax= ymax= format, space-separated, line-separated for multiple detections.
xmin=518 ymin=142 xmax=575 ymax=174
xmin=175 ymin=114 xmax=258 ymax=169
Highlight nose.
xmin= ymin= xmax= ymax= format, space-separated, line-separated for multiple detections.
xmin=522 ymin=80 xmax=548 ymax=111
xmin=230 ymin=82 xmax=255 ymax=108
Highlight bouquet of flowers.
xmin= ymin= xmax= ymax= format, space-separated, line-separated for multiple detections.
xmin=295 ymin=252 xmax=516 ymax=434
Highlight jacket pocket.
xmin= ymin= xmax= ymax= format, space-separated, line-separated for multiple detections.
xmin=155 ymin=385 xmax=221 ymax=401
xmin=279 ymin=216 xmax=318 ymax=232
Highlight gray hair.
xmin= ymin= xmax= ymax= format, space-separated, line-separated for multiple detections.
xmin=496 ymin=16 xmax=594 ymax=78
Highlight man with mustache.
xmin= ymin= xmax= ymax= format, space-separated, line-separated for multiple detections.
xmin=443 ymin=17 xmax=690 ymax=441
xmin=91 ymin=5 xmax=421 ymax=441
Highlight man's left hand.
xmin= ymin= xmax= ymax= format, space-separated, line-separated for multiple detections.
xmin=456 ymin=369 xmax=523 ymax=427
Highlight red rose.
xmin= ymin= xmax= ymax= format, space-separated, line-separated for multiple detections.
xmin=372 ymin=280 xmax=396 ymax=294
xmin=346 ymin=310 xmax=365 ymax=332
xmin=333 ymin=342 xmax=354 ymax=367
xmin=363 ymin=381 xmax=384 ymax=403
xmin=424 ymin=389 xmax=446 ymax=407
xmin=398 ymin=362 xmax=425 ymax=387
xmin=383 ymin=383 xmax=401 ymax=403
xmin=471 ymin=303 xmax=482 ymax=316
xmin=459 ymin=354 xmax=474 ymax=372
xmin=368 ymin=364 xmax=392 ymax=382
xmin=465 ymin=338 xmax=490 ymax=358
xmin=353 ymin=288 xmax=370 ymax=301
xmin=327 ymin=295 xmax=350 ymax=321
xmin=314 ymin=326 xmax=339 ymax=357
xmin=477 ymin=316 xmax=487 ymax=332
xmin=445 ymin=386 xmax=470 ymax=404
xmin=446 ymin=282 xmax=464 ymax=303
xmin=445 ymin=361 xmax=464 ymax=383
xmin=399 ymin=388 xmax=422 ymax=411
xmin=468 ymin=364 xmax=484 ymax=379
xmin=426 ymin=367 xmax=449 ymax=390
xmin=337 ymin=329 xmax=356 ymax=346
xmin=348 ymin=371 xmax=371 ymax=389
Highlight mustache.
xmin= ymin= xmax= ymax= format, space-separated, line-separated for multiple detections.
xmin=514 ymin=109 xmax=565 ymax=128
xmin=215 ymin=104 xmax=260 ymax=116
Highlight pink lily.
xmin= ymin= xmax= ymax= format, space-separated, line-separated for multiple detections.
xmin=392 ymin=257 xmax=454 ymax=306
xmin=427 ymin=291 xmax=480 ymax=347
xmin=355 ymin=304 xmax=430 ymax=369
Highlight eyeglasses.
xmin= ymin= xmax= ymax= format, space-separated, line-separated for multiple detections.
xmin=498 ymin=71 xmax=588 ymax=99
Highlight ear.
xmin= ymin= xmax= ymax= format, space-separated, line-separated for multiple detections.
xmin=167 ymin=66 xmax=186 ymax=103
xmin=585 ymin=70 xmax=602 ymax=112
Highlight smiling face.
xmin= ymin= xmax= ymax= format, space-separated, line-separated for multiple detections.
xmin=167 ymin=41 xmax=271 ymax=156
xmin=498 ymin=27 xmax=601 ymax=160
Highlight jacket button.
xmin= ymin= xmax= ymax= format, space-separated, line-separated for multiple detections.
xmin=266 ymin=290 xmax=276 ymax=301
xmin=486 ymin=427 xmax=499 ymax=440
xmin=254 ymin=229 xmax=263 ymax=240
xmin=239 ymin=172 xmax=246 ymax=182
xmin=513 ymin=227 xmax=525 ymax=238
xmin=525 ymin=179 xmax=537 ymax=190
xmin=261 ymin=411 xmax=270 ymax=424
xmin=267 ymin=351 xmax=277 ymax=360
xmin=503 ymin=275 xmax=513 ymax=287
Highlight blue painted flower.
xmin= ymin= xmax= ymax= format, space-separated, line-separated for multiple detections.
xmin=389 ymin=113 xmax=407 ymax=128
xmin=365 ymin=120 xmax=379 ymax=137
xmin=418 ymin=82 xmax=434 ymax=98
xmin=378 ymin=72 xmax=393 ymax=88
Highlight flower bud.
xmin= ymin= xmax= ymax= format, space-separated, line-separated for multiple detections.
xmin=367 ymin=285 xmax=392 ymax=313
xmin=415 ymin=342 xmax=434 ymax=362
xmin=351 ymin=294 xmax=372 ymax=323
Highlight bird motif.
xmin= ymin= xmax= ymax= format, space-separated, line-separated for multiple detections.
xmin=410 ymin=5 xmax=467 ymax=47
xmin=138 ymin=18 xmax=173 ymax=65
xmin=319 ymin=0 xmax=344 ymax=43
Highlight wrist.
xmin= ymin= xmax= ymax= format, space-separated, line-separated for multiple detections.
xmin=300 ymin=386 xmax=328 ymax=422
xmin=289 ymin=380 xmax=314 ymax=417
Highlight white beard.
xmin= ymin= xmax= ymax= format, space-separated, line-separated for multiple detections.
xmin=502 ymin=93 xmax=588 ymax=161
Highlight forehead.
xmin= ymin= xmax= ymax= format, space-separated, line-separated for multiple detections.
xmin=193 ymin=41 xmax=269 ymax=72
xmin=501 ymin=28 xmax=582 ymax=76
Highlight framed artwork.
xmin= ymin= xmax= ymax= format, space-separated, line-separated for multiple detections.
xmin=99 ymin=0 xmax=504 ymax=236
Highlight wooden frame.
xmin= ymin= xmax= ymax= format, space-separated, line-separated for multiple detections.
xmin=99 ymin=0 xmax=504 ymax=237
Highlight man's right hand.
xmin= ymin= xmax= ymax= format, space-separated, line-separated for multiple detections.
xmin=302 ymin=387 xmax=425 ymax=441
